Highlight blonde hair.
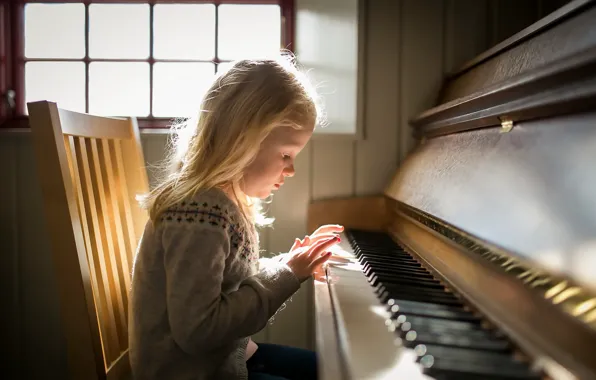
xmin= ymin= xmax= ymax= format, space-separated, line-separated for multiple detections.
xmin=141 ymin=53 xmax=322 ymax=228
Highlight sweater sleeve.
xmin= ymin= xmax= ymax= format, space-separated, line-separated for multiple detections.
xmin=162 ymin=223 xmax=300 ymax=356
xmin=258 ymin=252 xmax=291 ymax=270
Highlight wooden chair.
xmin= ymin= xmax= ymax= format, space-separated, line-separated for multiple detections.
xmin=27 ymin=101 xmax=150 ymax=380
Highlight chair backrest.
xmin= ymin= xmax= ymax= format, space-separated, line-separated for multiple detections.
xmin=27 ymin=101 xmax=150 ymax=380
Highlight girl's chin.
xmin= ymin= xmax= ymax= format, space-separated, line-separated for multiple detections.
xmin=244 ymin=183 xmax=281 ymax=199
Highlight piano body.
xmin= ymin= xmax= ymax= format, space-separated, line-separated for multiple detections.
xmin=309 ymin=1 xmax=596 ymax=379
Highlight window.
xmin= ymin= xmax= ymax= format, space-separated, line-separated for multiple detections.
xmin=2 ymin=0 xmax=294 ymax=128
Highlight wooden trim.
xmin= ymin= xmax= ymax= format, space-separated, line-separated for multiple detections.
xmin=2 ymin=115 xmax=188 ymax=129
xmin=410 ymin=45 xmax=596 ymax=138
xmin=280 ymin=0 xmax=294 ymax=51
xmin=15 ymin=0 xmax=282 ymax=4
xmin=0 ymin=3 xmax=7 ymax=122
xmin=307 ymin=196 xmax=388 ymax=234
xmin=11 ymin=1 xmax=23 ymax=116
xmin=355 ymin=0 xmax=366 ymax=141
xmin=313 ymin=278 xmax=345 ymax=380
xmin=388 ymin=202 xmax=596 ymax=380
xmin=447 ymin=0 xmax=596 ymax=79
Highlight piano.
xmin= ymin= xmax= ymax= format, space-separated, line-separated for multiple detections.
xmin=309 ymin=1 xmax=596 ymax=379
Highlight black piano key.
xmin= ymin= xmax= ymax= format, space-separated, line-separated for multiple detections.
xmin=378 ymin=283 xmax=454 ymax=296
xmin=386 ymin=299 xmax=480 ymax=322
xmin=379 ymin=289 xmax=463 ymax=307
xmin=401 ymin=329 xmax=510 ymax=352
xmin=356 ymin=248 xmax=416 ymax=257
xmin=415 ymin=344 xmax=524 ymax=368
xmin=364 ymin=265 xmax=430 ymax=278
xmin=393 ymin=315 xmax=484 ymax=333
xmin=359 ymin=255 xmax=419 ymax=264
xmin=365 ymin=264 xmax=430 ymax=276
xmin=364 ymin=262 xmax=424 ymax=272
xmin=370 ymin=273 xmax=444 ymax=288
xmin=358 ymin=251 xmax=414 ymax=259
xmin=397 ymin=322 xmax=503 ymax=347
xmin=377 ymin=286 xmax=458 ymax=303
xmin=421 ymin=353 xmax=541 ymax=380
xmin=381 ymin=287 xmax=462 ymax=306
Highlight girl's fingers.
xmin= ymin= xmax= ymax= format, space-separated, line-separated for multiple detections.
xmin=307 ymin=236 xmax=340 ymax=258
xmin=312 ymin=224 xmax=344 ymax=236
xmin=303 ymin=236 xmax=335 ymax=257
xmin=306 ymin=233 xmax=339 ymax=245
xmin=310 ymin=251 xmax=333 ymax=269
xmin=290 ymin=238 xmax=301 ymax=251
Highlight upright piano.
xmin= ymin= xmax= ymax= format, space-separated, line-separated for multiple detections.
xmin=310 ymin=1 xmax=596 ymax=379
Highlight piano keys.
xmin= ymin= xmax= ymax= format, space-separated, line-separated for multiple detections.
xmin=310 ymin=0 xmax=596 ymax=379
xmin=316 ymin=230 xmax=544 ymax=380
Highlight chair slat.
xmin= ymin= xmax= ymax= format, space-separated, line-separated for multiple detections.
xmin=118 ymin=119 xmax=151 ymax=242
xmin=113 ymin=140 xmax=143 ymax=266
xmin=89 ymin=138 xmax=129 ymax=355
xmin=99 ymin=139 xmax=132 ymax=302
xmin=76 ymin=136 xmax=121 ymax=361
xmin=59 ymin=109 xmax=132 ymax=139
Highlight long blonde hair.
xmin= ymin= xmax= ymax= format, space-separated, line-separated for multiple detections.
xmin=141 ymin=53 xmax=321 ymax=227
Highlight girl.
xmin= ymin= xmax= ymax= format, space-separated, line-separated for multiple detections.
xmin=129 ymin=54 xmax=342 ymax=380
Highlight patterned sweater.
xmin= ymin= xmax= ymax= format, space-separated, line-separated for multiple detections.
xmin=128 ymin=188 xmax=301 ymax=380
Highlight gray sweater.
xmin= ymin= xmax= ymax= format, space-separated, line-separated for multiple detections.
xmin=129 ymin=188 xmax=301 ymax=379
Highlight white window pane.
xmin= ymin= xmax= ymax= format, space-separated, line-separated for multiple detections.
xmin=218 ymin=5 xmax=281 ymax=60
xmin=89 ymin=62 xmax=149 ymax=116
xmin=24 ymin=3 xmax=85 ymax=59
xmin=153 ymin=62 xmax=215 ymax=117
xmin=154 ymin=4 xmax=215 ymax=60
xmin=25 ymin=62 xmax=85 ymax=114
xmin=89 ymin=4 xmax=149 ymax=59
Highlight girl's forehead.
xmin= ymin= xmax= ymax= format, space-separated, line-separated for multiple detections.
xmin=267 ymin=125 xmax=313 ymax=146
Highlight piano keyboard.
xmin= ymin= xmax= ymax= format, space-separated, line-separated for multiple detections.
xmin=321 ymin=229 xmax=543 ymax=380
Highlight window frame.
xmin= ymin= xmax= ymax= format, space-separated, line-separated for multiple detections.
xmin=0 ymin=0 xmax=295 ymax=129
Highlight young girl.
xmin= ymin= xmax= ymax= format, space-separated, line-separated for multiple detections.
xmin=129 ymin=54 xmax=343 ymax=380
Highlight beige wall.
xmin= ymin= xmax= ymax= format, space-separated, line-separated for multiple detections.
xmin=0 ymin=0 xmax=555 ymax=377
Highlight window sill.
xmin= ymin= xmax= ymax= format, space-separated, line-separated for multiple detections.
xmin=1 ymin=116 xmax=364 ymax=140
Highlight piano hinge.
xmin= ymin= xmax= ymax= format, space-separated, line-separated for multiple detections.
xmin=499 ymin=116 xmax=514 ymax=133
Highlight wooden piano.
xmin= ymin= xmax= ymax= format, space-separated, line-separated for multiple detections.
xmin=309 ymin=1 xmax=596 ymax=379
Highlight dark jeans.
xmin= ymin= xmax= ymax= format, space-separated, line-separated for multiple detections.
xmin=246 ymin=343 xmax=318 ymax=380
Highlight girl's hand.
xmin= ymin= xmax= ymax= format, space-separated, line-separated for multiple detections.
xmin=286 ymin=235 xmax=340 ymax=282
xmin=290 ymin=224 xmax=344 ymax=252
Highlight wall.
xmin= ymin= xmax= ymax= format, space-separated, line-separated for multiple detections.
xmin=0 ymin=0 xmax=560 ymax=378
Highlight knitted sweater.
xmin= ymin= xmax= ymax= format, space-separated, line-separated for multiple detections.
xmin=128 ymin=188 xmax=301 ymax=380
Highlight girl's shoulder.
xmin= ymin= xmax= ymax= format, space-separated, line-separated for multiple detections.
xmin=158 ymin=187 xmax=248 ymax=239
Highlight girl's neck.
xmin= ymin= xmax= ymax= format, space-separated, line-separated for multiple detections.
xmin=218 ymin=183 xmax=242 ymax=207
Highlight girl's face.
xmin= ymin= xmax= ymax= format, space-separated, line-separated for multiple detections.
xmin=242 ymin=124 xmax=313 ymax=199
